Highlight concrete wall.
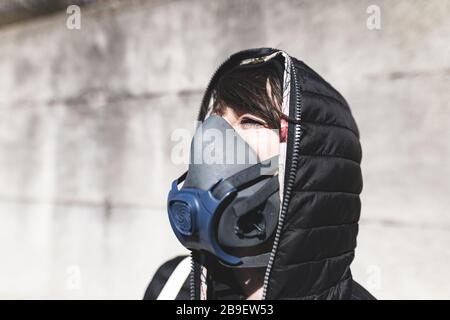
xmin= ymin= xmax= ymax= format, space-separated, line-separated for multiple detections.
xmin=0 ymin=0 xmax=449 ymax=299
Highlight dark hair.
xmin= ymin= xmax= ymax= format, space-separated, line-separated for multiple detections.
xmin=211 ymin=65 xmax=283 ymax=129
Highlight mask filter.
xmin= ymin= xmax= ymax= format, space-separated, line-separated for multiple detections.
xmin=167 ymin=116 xmax=279 ymax=267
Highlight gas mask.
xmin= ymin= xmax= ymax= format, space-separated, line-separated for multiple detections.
xmin=167 ymin=115 xmax=279 ymax=267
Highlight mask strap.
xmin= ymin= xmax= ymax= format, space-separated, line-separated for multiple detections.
xmin=212 ymin=156 xmax=278 ymax=198
xmin=221 ymin=252 xmax=272 ymax=269
xmin=177 ymin=171 xmax=188 ymax=183
xmin=231 ymin=175 xmax=279 ymax=218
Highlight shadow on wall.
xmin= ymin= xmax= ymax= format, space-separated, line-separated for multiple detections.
xmin=0 ymin=0 xmax=105 ymax=27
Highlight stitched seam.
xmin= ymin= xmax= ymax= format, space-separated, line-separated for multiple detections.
xmin=299 ymin=154 xmax=360 ymax=165
xmin=302 ymin=120 xmax=359 ymax=138
xmin=297 ymin=68 xmax=348 ymax=106
xmin=303 ymin=90 xmax=349 ymax=109
xmin=283 ymin=272 xmax=353 ymax=300
xmin=292 ymin=62 xmax=350 ymax=115
xmin=284 ymin=220 xmax=359 ymax=232
xmin=305 ymin=76 xmax=349 ymax=108
xmin=292 ymin=190 xmax=360 ymax=196
xmin=283 ymin=249 xmax=355 ymax=269
xmin=294 ymin=62 xmax=347 ymax=102
xmin=297 ymin=274 xmax=353 ymax=300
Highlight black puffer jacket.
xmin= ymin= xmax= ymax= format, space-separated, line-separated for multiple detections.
xmin=145 ymin=48 xmax=375 ymax=300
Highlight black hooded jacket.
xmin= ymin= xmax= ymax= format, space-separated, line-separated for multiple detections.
xmin=145 ymin=48 xmax=375 ymax=300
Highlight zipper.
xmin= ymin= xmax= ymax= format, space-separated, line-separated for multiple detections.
xmin=189 ymin=251 xmax=196 ymax=300
xmin=189 ymin=48 xmax=303 ymax=300
xmin=261 ymin=56 xmax=303 ymax=300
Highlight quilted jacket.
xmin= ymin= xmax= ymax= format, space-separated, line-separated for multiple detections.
xmin=145 ymin=48 xmax=375 ymax=300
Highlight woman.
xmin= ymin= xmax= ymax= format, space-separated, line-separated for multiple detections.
xmin=145 ymin=48 xmax=375 ymax=300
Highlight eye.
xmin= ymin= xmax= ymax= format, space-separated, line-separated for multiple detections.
xmin=240 ymin=116 xmax=266 ymax=129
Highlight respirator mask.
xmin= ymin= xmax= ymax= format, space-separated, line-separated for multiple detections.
xmin=167 ymin=115 xmax=280 ymax=268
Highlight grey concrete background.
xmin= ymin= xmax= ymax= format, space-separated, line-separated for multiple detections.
xmin=0 ymin=0 xmax=449 ymax=299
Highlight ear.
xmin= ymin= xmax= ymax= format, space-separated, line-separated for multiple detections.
xmin=280 ymin=118 xmax=288 ymax=142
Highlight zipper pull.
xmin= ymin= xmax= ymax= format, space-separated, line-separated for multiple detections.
xmin=240 ymin=52 xmax=280 ymax=66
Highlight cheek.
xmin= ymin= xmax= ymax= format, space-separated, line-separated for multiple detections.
xmin=236 ymin=128 xmax=280 ymax=161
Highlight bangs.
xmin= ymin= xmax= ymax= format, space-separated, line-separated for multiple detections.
xmin=211 ymin=65 xmax=283 ymax=129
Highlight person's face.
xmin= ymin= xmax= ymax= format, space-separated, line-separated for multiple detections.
xmin=219 ymin=106 xmax=280 ymax=160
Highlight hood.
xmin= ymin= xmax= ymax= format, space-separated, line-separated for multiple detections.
xmin=192 ymin=48 xmax=362 ymax=300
